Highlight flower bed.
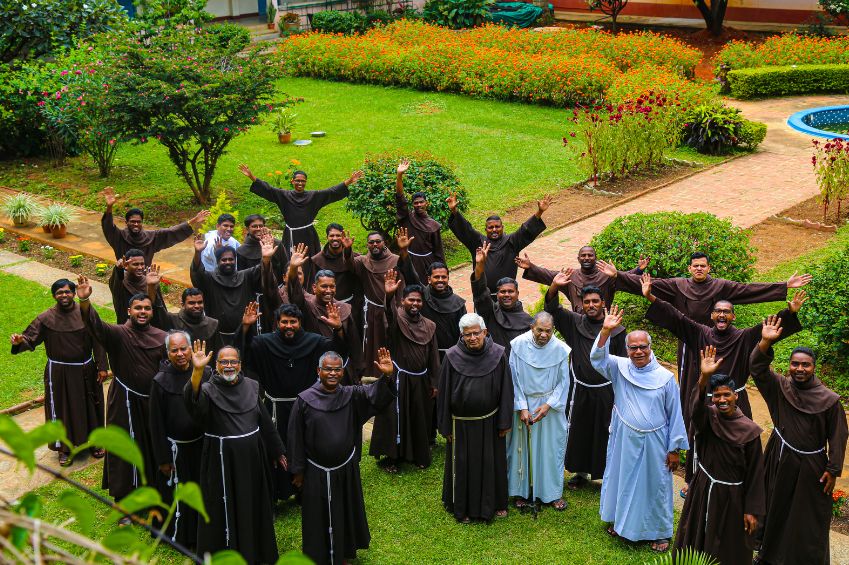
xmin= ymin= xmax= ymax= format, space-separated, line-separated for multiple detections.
xmin=279 ymin=21 xmax=702 ymax=106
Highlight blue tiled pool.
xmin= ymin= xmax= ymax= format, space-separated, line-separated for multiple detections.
xmin=788 ymin=106 xmax=849 ymax=140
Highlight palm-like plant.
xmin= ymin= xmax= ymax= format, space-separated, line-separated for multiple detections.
xmin=645 ymin=547 xmax=719 ymax=565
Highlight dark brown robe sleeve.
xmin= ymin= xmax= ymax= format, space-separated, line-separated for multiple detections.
xmin=82 ymin=305 xmax=121 ymax=349
xmin=428 ymin=333 xmax=441 ymax=390
xmin=544 ymin=295 xmax=579 ymax=345
xmin=496 ymin=357 xmax=514 ymax=431
xmin=93 ymin=339 xmax=109 ymax=373
xmin=471 ymin=272 xmax=495 ymax=327
xmin=101 ymin=210 xmax=123 ymax=258
xmin=826 ymin=402 xmax=848 ymax=476
xmin=148 ymin=383 xmax=171 ymax=467
xmin=505 ymin=214 xmax=545 ymax=254
xmin=645 ymin=297 xmax=703 ymax=346
xmin=352 ymin=376 xmax=396 ymax=422
xmin=190 ymin=259 xmax=213 ymax=296
xmin=719 ymin=280 xmax=788 ymax=305
xmin=437 ymin=362 xmax=452 ymax=438
xmin=447 ymin=211 xmax=484 ymax=256
xmin=396 ymin=252 xmax=421 ymax=286
xmin=743 ymin=438 xmax=766 ymax=517
xmin=522 ymin=263 xmax=557 ymax=286
xmin=749 ymin=346 xmax=780 ymax=408
xmin=262 ymin=260 xmax=284 ymax=314
xmin=616 ymin=271 xmax=678 ymax=301
xmin=312 ymin=182 xmax=349 ymax=209
xmin=690 ymin=381 xmax=710 ymax=434
xmin=286 ymin=397 xmax=306 ymax=476
xmin=249 ymin=179 xmax=285 ymax=207
xmin=151 ymin=222 xmax=193 ymax=254
xmin=10 ymin=315 xmax=44 ymax=354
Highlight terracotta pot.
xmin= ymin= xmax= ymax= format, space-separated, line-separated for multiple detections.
xmin=267 ymin=22 xmax=276 ymax=29
xmin=12 ymin=218 xmax=29 ymax=228
xmin=51 ymin=224 xmax=67 ymax=239
xmin=42 ymin=225 xmax=53 ymax=233
xmin=278 ymin=132 xmax=292 ymax=144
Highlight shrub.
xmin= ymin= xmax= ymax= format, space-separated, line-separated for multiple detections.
xmin=799 ymin=241 xmax=849 ymax=375
xmin=133 ymin=0 xmax=214 ymax=29
xmin=203 ymin=190 xmax=244 ymax=240
xmin=589 ymin=211 xmax=756 ymax=281
xmin=727 ymin=64 xmax=849 ymax=99
xmin=737 ymin=119 xmax=767 ymax=149
xmin=205 ymin=22 xmax=252 ymax=54
xmin=819 ymin=0 xmax=849 ymax=24
xmin=683 ymin=103 xmax=745 ymax=155
xmin=346 ymin=151 xmax=468 ymax=236
xmin=606 ymin=65 xmax=714 ymax=110
xmin=811 ymin=138 xmax=849 ymax=221
xmin=311 ymin=11 xmax=367 ymax=34
xmin=422 ymin=0 xmax=493 ymax=29
xmin=0 ymin=62 xmax=51 ymax=158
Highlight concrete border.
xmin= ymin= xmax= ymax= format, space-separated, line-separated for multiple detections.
xmin=788 ymin=105 xmax=849 ymax=141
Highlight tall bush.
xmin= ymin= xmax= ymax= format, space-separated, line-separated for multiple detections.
xmin=133 ymin=0 xmax=214 ymax=29
xmin=589 ymin=211 xmax=756 ymax=280
xmin=0 ymin=62 xmax=51 ymax=158
xmin=811 ymin=138 xmax=849 ymax=221
xmin=346 ymin=151 xmax=468 ymax=236
xmin=104 ymin=27 xmax=276 ymax=204
xmin=422 ymin=0 xmax=493 ymax=29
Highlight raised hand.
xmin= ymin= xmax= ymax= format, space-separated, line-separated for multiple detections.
xmin=514 ymin=252 xmax=532 ymax=270
xmin=384 ymin=269 xmax=401 ymax=296
xmin=191 ymin=339 xmax=213 ymax=369
xmin=396 ymin=227 xmax=415 ymax=251
xmin=374 ymin=347 xmax=394 ymax=376
xmin=242 ymin=301 xmax=260 ymax=328
xmin=787 ymin=271 xmax=813 ymax=289
xmin=397 ymin=159 xmax=410 ymax=175
xmin=761 ymin=314 xmax=783 ymax=344
xmin=345 ymin=170 xmax=364 ymax=186
xmin=214 ymin=237 xmax=223 ymax=249
xmin=289 ymin=242 xmax=308 ymax=267
xmin=193 ymin=233 xmax=207 ymax=253
xmin=699 ymin=345 xmax=724 ymax=386
xmin=788 ymin=289 xmax=809 ymax=313
xmin=145 ymin=264 xmax=162 ymax=287
xmin=640 ymin=272 xmax=653 ymax=299
xmin=188 ymin=210 xmax=210 ymax=228
xmin=261 ymin=237 xmax=280 ymax=259
xmin=115 ymin=257 xmax=126 ymax=271
xmin=601 ymin=305 xmax=623 ymax=333
xmin=536 ymin=194 xmax=553 ymax=216
xmin=319 ymin=301 xmax=342 ymax=330
xmin=638 ymin=255 xmax=651 ymax=271
xmin=102 ymin=186 xmax=118 ymax=207
xmin=10 ymin=334 xmax=25 ymax=346
xmin=445 ymin=193 xmax=458 ymax=214
xmin=596 ymin=259 xmax=617 ymax=278
xmin=76 ymin=275 xmax=93 ymax=301
xmin=238 ymin=163 xmax=257 ymax=181
xmin=552 ymin=268 xmax=572 ymax=289
xmin=342 ymin=230 xmax=354 ymax=249
xmin=475 ymin=241 xmax=491 ymax=265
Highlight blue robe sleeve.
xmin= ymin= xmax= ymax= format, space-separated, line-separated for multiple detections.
xmin=508 ymin=349 xmax=527 ymax=411
xmin=663 ymin=378 xmax=689 ymax=452
xmin=545 ymin=357 xmax=570 ymax=411
xmin=590 ymin=333 xmax=620 ymax=383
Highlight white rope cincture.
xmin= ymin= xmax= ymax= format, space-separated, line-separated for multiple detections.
xmin=451 ymin=408 xmax=498 ymax=504
xmin=361 ymin=297 xmax=384 ymax=351
xmin=337 ymin=294 xmax=353 ymax=304
xmin=696 ymin=458 xmax=742 ymax=534
xmin=307 ymin=447 xmax=357 ymax=565
xmin=566 ymin=358 xmax=611 ymax=432
xmin=406 ymin=250 xmax=433 ymax=258
xmin=166 ymin=435 xmax=203 ymax=541
xmin=264 ymin=392 xmax=297 ymax=426
xmin=113 ymin=376 xmax=150 ymax=487
xmin=392 ymin=362 xmax=428 ymax=446
xmin=204 ymin=427 xmax=260 ymax=547
xmin=772 ymin=427 xmax=826 ymax=460
xmin=254 ymin=292 xmax=263 ymax=334
xmin=46 ymin=356 xmax=93 ymax=447
xmin=611 ymin=405 xmax=663 ymax=434
xmin=286 ymin=220 xmax=318 ymax=240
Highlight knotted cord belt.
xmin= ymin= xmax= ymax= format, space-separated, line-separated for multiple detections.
xmin=566 ymin=357 xmax=610 ymax=432
xmin=307 ymin=446 xmax=357 ymax=565
xmin=406 ymin=250 xmax=433 ymax=258
xmin=773 ymin=427 xmax=826 ymax=460
xmin=166 ymin=435 xmax=203 ymax=541
xmin=204 ymin=427 xmax=260 ymax=547
xmin=264 ymin=392 xmax=297 ymax=426
xmin=361 ymin=297 xmax=384 ymax=351
xmin=392 ymin=362 xmax=428 ymax=446
xmin=451 ymin=408 xmax=498 ymax=504
xmin=46 ymin=356 xmax=93 ymax=447
xmin=611 ymin=405 xmax=663 ymax=434
xmin=696 ymin=458 xmax=743 ymax=534
xmin=113 ymin=376 xmax=150 ymax=487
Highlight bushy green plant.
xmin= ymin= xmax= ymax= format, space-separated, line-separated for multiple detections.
xmin=104 ymin=27 xmax=276 ymax=204
xmin=819 ymin=0 xmax=849 ymax=23
xmin=811 ymin=138 xmax=849 ymax=222
xmin=422 ymin=0 xmax=493 ymax=29
xmin=205 ymin=22 xmax=252 ymax=54
xmin=682 ymin=103 xmax=744 ymax=155
xmin=133 ymin=0 xmax=214 ymax=29
xmin=310 ymin=10 xmax=367 ymax=34
xmin=2 ymin=193 xmax=41 ymax=226
xmin=589 ymin=211 xmax=756 ymax=281
xmin=366 ymin=9 xmax=395 ymax=27
xmin=38 ymin=203 xmax=76 ymax=228
xmin=737 ymin=119 xmax=767 ymax=150
xmin=0 ymin=0 xmax=127 ymax=63
xmin=645 ymin=546 xmax=719 ymax=565
xmin=727 ymin=64 xmax=849 ymax=99
xmin=799 ymin=241 xmax=849 ymax=376
xmin=346 ymin=151 xmax=468 ymax=236
xmin=0 ymin=62 xmax=51 ymax=158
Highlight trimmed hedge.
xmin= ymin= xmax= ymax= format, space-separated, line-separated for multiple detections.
xmin=727 ymin=64 xmax=849 ymax=99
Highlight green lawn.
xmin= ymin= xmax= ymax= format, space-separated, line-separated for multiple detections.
xmin=0 ymin=271 xmax=115 ymax=409
xmin=0 ymin=77 xmax=720 ymax=267
xmin=29 ymin=441 xmax=670 ymax=564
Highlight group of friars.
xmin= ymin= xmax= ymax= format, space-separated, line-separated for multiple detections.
xmin=10 ymin=160 xmax=847 ymax=565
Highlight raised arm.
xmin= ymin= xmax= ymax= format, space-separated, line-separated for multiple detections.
xmin=507 ymin=198 xmax=549 ymax=253
xmin=285 ymin=243 xmax=309 ymax=310
xmin=643 ymin=273 xmax=702 ymax=343
xmin=749 ymin=316 xmax=783 ymax=400
xmin=151 ymin=212 xmax=204 ymax=254
xmin=100 ymin=187 xmax=123 ymax=257
xmin=446 ymin=198 xmax=483 ymax=255
xmin=544 ymin=269 xmax=579 ymax=342
xmin=471 ymin=243 xmax=494 ymax=318
xmin=518 ymin=252 xmax=558 ymax=286
xmin=77 ymin=275 xmax=116 ymax=346
xmin=395 ymin=159 xmax=410 ymax=221
xmin=590 ymin=305 xmax=625 ymax=382
xmin=10 ymin=315 xmax=44 ymax=354
xmin=693 ymin=345 xmax=724 ymax=432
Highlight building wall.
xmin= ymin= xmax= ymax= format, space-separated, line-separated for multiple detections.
xmin=553 ymin=0 xmax=822 ymax=24
xmin=207 ymin=0 xmax=263 ymax=17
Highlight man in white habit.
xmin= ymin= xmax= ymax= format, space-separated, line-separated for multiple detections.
xmin=590 ymin=305 xmax=688 ymax=553
xmin=507 ymin=312 xmax=570 ymax=511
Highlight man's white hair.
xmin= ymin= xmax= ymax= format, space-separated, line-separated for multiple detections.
xmin=164 ymin=330 xmax=192 ymax=350
xmin=626 ymin=330 xmax=652 ymax=345
xmin=459 ymin=313 xmax=486 ymax=332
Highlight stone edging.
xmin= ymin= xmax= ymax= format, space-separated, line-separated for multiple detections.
xmin=771 ymin=214 xmax=840 ymax=232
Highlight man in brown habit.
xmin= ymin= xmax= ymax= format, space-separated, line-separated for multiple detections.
xmin=517 ymin=246 xmax=647 ymax=312
xmin=308 ymin=223 xmax=361 ymax=312
xmin=751 ymin=316 xmax=848 ymax=565
xmin=108 ymin=249 xmax=163 ymax=325
xmin=447 ymin=192 xmax=551 ymax=297
xmin=77 ymin=275 xmax=166 ymax=509
xmin=100 ymin=186 xmax=208 ymax=266
xmin=471 ymin=241 xmax=531 ymax=356
xmin=673 ymin=346 xmax=765 ymax=565
xmin=369 ymin=269 xmax=439 ymax=472
xmin=394 ymin=158 xmax=445 ymax=284
xmin=236 ymin=215 xmax=289 ymax=279
xmin=11 ymin=278 xmax=108 ymax=466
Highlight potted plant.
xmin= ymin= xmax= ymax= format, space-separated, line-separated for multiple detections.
xmin=270 ymin=107 xmax=297 ymax=144
xmin=267 ymin=1 xmax=278 ymax=28
xmin=39 ymin=202 xmax=76 ymax=239
xmin=280 ymin=12 xmax=301 ymax=34
xmin=2 ymin=193 xmax=41 ymax=227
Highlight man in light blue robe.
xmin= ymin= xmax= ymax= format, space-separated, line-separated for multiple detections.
xmin=590 ymin=305 xmax=688 ymax=552
xmin=507 ymin=312 xmax=571 ymax=511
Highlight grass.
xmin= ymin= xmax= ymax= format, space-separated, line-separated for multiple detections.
xmin=0 ymin=271 xmax=115 ymax=409
xmin=28 ymin=440 xmax=671 ymax=564
xmin=0 ymin=77 xmax=722 ymax=267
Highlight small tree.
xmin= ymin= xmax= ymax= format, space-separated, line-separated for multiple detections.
xmin=693 ymin=0 xmax=728 ymax=36
xmin=586 ymin=0 xmax=629 ymax=33
xmin=105 ymin=27 xmax=276 ymax=203
xmin=818 ymin=0 xmax=849 ymax=26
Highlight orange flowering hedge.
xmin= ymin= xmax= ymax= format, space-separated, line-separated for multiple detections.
xmin=279 ymin=21 xmax=702 ymax=106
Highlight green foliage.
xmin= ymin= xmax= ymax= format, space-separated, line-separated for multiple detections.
xmin=104 ymin=26 xmax=277 ymax=204
xmin=590 ymin=211 xmax=756 ymax=281
xmin=2 ymin=193 xmax=42 ymax=225
xmin=133 ymin=0 xmax=214 ymax=29
xmin=811 ymin=138 xmax=849 ymax=222
xmin=0 ymin=62 xmax=52 ymax=158
xmin=205 ymin=22 xmax=252 ymax=54
xmin=727 ymin=63 xmax=849 ymax=99
xmin=737 ymin=119 xmax=767 ymax=150
xmin=819 ymin=0 xmax=849 ymax=21
xmin=422 ymin=0 xmax=493 ymax=29
xmin=683 ymin=103 xmax=744 ymax=155
xmin=310 ymin=10 xmax=367 ymax=34
xmin=73 ymin=425 xmax=146 ymax=481
xmin=347 ymin=151 xmax=467 ymax=236
xmin=0 ymin=416 xmax=68 ymax=472
xmin=58 ymin=490 xmax=96 ymax=535
xmin=203 ymin=190 xmax=244 ymax=240
xmin=645 ymin=546 xmax=719 ymax=565
xmin=0 ymin=0 xmax=127 ymax=63
xmin=799 ymin=241 xmax=849 ymax=375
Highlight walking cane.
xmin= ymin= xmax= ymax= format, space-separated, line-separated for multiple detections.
xmin=527 ymin=421 xmax=538 ymax=520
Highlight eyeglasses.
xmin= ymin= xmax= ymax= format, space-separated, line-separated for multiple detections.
xmin=712 ymin=308 xmax=733 ymax=315
xmin=367 ymin=240 xmax=383 ymax=245
xmin=320 ymin=367 xmax=344 ymax=373
xmin=218 ymin=359 xmax=240 ymax=366
xmin=626 ymin=344 xmax=650 ymax=352
xmin=462 ymin=330 xmax=484 ymax=338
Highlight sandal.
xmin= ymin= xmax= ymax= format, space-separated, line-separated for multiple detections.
xmin=384 ymin=464 xmax=399 ymax=474
xmin=550 ymin=499 xmax=568 ymax=511
xmin=514 ymin=497 xmax=528 ymax=509
xmin=58 ymin=452 xmax=72 ymax=467
xmin=458 ymin=516 xmax=471 ymax=524
xmin=606 ymin=525 xmax=619 ymax=538
xmin=495 ymin=510 xmax=508 ymax=518
xmin=567 ymin=474 xmax=587 ymax=490
xmin=650 ymin=539 xmax=670 ymax=552
xmin=679 ymin=484 xmax=689 ymax=499
xmin=90 ymin=447 xmax=106 ymax=459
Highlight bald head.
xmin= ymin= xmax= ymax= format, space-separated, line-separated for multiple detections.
xmin=625 ymin=330 xmax=652 ymax=368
